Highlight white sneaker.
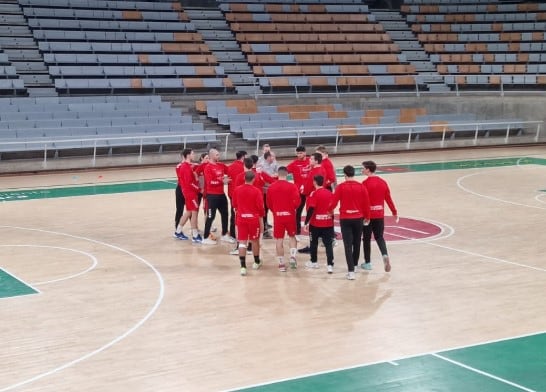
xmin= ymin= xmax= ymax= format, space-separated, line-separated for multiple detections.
xmin=295 ymin=235 xmax=307 ymax=242
xmin=327 ymin=265 xmax=333 ymax=274
xmin=240 ymin=267 xmax=247 ymax=276
xmin=202 ymin=238 xmax=217 ymax=245
xmin=221 ymin=235 xmax=236 ymax=244
xmin=305 ymin=261 xmax=319 ymax=269
xmin=229 ymin=248 xmax=239 ymax=255
xmin=346 ymin=272 xmax=356 ymax=280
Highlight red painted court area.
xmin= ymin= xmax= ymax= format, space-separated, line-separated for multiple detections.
xmin=301 ymin=215 xmax=442 ymax=241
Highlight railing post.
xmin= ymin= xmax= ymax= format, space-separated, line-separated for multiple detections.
xmin=441 ymin=126 xmax=446 ymax=148
xmin=375 ymin=82 xmax=379 ymax=98
xmin=535 ymin=123 xmax=541 ymax=142
xmin=406 ymin=128 xmax=412 ymax=149
xmin=455 ymin=80 xmax=459 ymax=97
xmin=500 ymin=81 xmax=504 ymax=97
xmin=43 ymin=144 xmax=47 ymax=169
xmin=473 ymin=124 xmax=479 ymax=146
xmin=415 ymin=79 xmax=420 ymax=98
xmin=334 ymin=131 xmax=339 ymax=153
xmin=371 ymin=129 xmax=376 ymax=151
xmin=504 ymin=124 xmax=511 ymax=144
xmin=93 ymin=140 xmax=97 ymax=167
xmin=256 ymin=136 xmax=260 ymax=155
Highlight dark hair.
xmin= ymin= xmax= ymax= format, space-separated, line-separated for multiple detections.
xmin=200 ymin=152 xmax=208 ymax=161
xmin=263 ymin=151 xmax=272 ymax=159
xmin=311 ymin=152 xmax=322 ymax=164
xmin=314 ymin=174 xmax=324 ymax=186
xmin=182 ymin=148 xmax=193 ymax=158
xmin=296 ymin=145 xmax=306 ymax=152
xmin=236 ymin=150 xmax=247 ymax=160
xmin=244 ymin=170 xmax=256 ymax=183
xmin=243 ymin=157 xmax=254 ymax=169
xmin=250 ymin=154 xmax=259 ymax=164
xmin=362 ymin=160 xmax=377 ymax=173
xmin=315 ymin=145 xmax=327 ymax=154
xmin=277 ymin=166 xmax=288 ymax=175
xmin=343 ymin=165 xmax=355 ymax=177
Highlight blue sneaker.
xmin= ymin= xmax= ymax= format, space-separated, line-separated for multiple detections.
xmin=175 ymin=232 xmax=189 ymax=240
xmin=360 ymin=263 xmax=372 ymax=271
xmin=192 ymin=234 xmax=203 ymax=244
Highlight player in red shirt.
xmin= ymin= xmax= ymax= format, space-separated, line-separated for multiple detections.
xmin=173 ymin=152 xmax=186 ymax=239
xmin=226 ymin=150 xmax=247 ymax=239
xmin=330 ymin=165 xmax=371 ymax=280
xmin=286 ymin=145 xmax=311 ymax=236
xmin=361 ymin=160 xmax=398 ymax=273
xmin=174 ymin=148 xmax=203 ymax=243
xmin=232 ymin=171 xmax=265 ymax=276
xmin=202 ymin=148 xmax=234 ymax=245
xmin=303 ymin=174 xmax=335 ymax=273
xmin=266 ymin=166 xmax=301 ymax=272
xmin=315 ymin=145 xmax=337 ymax=191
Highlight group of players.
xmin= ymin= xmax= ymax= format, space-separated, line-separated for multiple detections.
xmin=173 ymin=144 xmax=397 ymax=279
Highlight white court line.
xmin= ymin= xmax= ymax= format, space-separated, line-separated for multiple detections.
xmin=386 ymin=225 xmax=431 ymax=235
xmin=432 ymin=353 xmax=535 ymax=392
xmin=535 ymin=193 xmax=546 ymax=204
xmin=0 ymin=244 xmax=98 ymax=286
xmin=0 ymin=226 xmax=165 ymax=392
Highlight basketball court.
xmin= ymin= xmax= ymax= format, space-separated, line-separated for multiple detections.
xmin=1 ymin=145 xmax=545 ymax=391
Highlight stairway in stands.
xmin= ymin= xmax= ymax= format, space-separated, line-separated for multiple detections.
xmin=370 ymin=8 xmax=451 ymax=93
xmin=183 ymin=6 xmax=261 ymax=96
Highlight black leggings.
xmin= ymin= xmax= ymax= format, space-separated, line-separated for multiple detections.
xmin=363 ymin=218 xmax=388 ymax=263
xmin=295 ymin=194 xmax=306 ymax=235
xmin=309 ymin=225 xmax=335 ymax=265
xmin=340 ymin=218 xmax=363 ymax=272
xmin=204 ymin=193 xmax=229 ymax=238
xmin=174 ymin=185 xmax=185 ymax=228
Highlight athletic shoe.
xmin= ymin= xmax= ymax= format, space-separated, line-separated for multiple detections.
xmin=247 ymin=249 xmax=253 ymax=255
xmin=202 ymin=237 xmax=217 ymax=245
xmin=383 ymin=255 xmax=391 ymax=272
xmin=346 ymin=272 xmax=356 ymax=280
xmin=266 ymin=223 xmax=273 ymax=229
xmin=229 ymin=248 xmax=239 ymax=255
xmin=295 ymin=235 xmax=307 ymax=242
xmin=175 ymin=232 xmax=189 ymax=240
xmin=262 ymin=231 xmax=273 ymax=239
xmin=305 ymin=261 xmax=319 ymax=269
xmin=252 ymin=260 xmax=262 ymax=270
xmin=289 ymin=257 xmax=297 ymax=269
xmin=333 ymin=239 xmax=338 ymax=247
xmin=298 ymin=246 xmax=311 ymax=254
xmin=211 ymin=227 xmax=218 ymax=233
xmin=192 ymin=234 xmax=203 ymax=244
xmin=240 ymin=267 xmax=247 ymax=276
xmin=361 ymin=263 xmax=372 ymax=271
xmin=278 ymin=263 xmax=287 ymax=272
xmin=327 ymin=265 xmax=333 ymax=274
xmin=221 ymin=235 xmax=236 ymax=244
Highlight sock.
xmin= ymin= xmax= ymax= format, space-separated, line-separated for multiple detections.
xmin=192 ymin=229 xmax=199 ymax=237
xmin=239 ymin=256 xmax=246 ymax=268
xmin=289 ymin=248 xmax=297 ymax=258
xmin=254 ymin=255 xmax=260 ymax=264
xmin=175 ymin=225 xmax=183 ymax=234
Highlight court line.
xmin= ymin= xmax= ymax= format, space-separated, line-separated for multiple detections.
xmin=535 ymin=193 xmax=546 ymax=204
xmin=0 ymin=225 xmax=165 ymax=392
xmin=432 ymin=353 xmax=536 ymax=392
xmin=0 ymin=244 xmax=98 ymax=286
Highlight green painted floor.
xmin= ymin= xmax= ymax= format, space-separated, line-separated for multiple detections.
xmin=233 ymin=333 xmax=546 ymax=391
xmin=0 ymin=268 xmax=38 ymax=298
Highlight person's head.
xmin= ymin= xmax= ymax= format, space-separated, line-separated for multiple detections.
xmin=236 ymin=150 xmax=247 ymax=160
xmin=362 ymin=160 xmax=377 ymax=175
xmin=208 ymin=148 xmax=220 ymax=163
xmin=277 ymin=166 xmax=288 ymax=179
xmin=263 ymin=151 xmax=273 ymax=162
xmin=261 ymin=144 xmax=271 ymax=154
xmin=250 ymin=154 xmax=259 ymax=165
xmin=244 ymin=170 xmax=256 ymax=184
xmin=182 ymin=148 xmax=194 ymax=161
xmin=315 ymin=145 xmax=328 ymax=157
xmin=243 ymin=157 xmax=254 ymax=170
xmin=313 ymin=174 xmax=324 ymax=188
xmin=295 ymin=145 xmax=306 ymax=160
xmin=199 ymin=152 xmax=209 ymax=163
xmin=343 ymin=165 xmax=355 ymax=178
xmin=310 ymin=152 xmax=322 ymax=166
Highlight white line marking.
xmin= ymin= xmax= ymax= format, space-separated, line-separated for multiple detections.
xmin=385 ymin=225 xmax=431 ymax=235
xmin=535 ymin=193 xmax=546 ymax=204
xmin=0 ymin=244 xmax=98 ymax=286
xmin=432 ymin=353 xmax=536 ymax=392
xmin=0 ymin=226 xmax=165 ymax=392
xmin=388 ymin=361 xmax=399 ymax=366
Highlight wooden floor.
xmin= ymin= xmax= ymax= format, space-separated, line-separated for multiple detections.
xmin=1 ymin=146 xmax=545 ymax=392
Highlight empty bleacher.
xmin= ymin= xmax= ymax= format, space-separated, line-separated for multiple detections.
xmin=402 ymin=0 xmax=546 ymax=89
xmin=20 ymin=0 xmax=235 ymax=94
xmin=219 ymin=0 xmax=422 ymax=93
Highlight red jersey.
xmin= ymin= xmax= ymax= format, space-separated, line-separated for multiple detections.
xmin=321 ymin=157 xmax=336 ymax=188
xmin=233 ymin=183 xmax=265 ymax=219
xmin=302 ymin=165 xmax=327 ymax=196
xmin=307 ymin=187 xmax=334 ymax=228
xmin=330 ymin=180 xmax=371 ymax=220
xmin=234 ymin=168 xmax=274 ymax=192
xmin=226 ymin=159 xmax=244 ymax=199
xmin=175 ymin=162 xmax=183 ymax=187
xmin=203 ymin=161 xmax=228 ymax=195
xmin=287 ymin=157 xmax=311 ymax=194
xmin=362 ymin=176 xmax=397 ymax=219
xmin=266 ymin=179 xmax=300 ymax=218
xmin=179 ymin=161 xmax=200 ymax=195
